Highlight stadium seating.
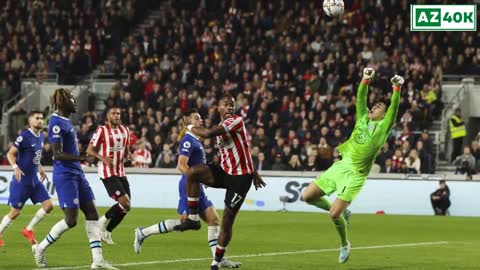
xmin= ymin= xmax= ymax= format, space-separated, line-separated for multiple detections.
xmin=3 ymin=1 xmax=480 ymax=172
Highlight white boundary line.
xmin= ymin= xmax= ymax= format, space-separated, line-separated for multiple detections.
xmin=34 ymin=241 xmax=449 ymax=270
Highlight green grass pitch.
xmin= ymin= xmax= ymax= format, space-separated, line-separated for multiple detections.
xmin=0 ymin=205 xmax=479 ymax=270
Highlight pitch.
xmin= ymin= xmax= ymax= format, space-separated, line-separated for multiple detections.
xmin=0 ymin=205 xmax=478 ymax=270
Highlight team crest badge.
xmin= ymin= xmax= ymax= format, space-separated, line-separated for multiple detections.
xmin=368 ymin=124 xmax=375 ymax=131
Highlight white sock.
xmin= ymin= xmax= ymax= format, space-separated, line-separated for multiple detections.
xmin=39 ymin=219 xmax=70 ymax=250
xmin=142 ymin=219 xmax=181 ymax=237
xmin=26 ymin=208 xmax=48 ymax=231
xmin=189 ymin=214 xmax=200 ymax=221
xmin=86 ymin=220 xmax=103 ymax=263
xmin=0 ymin=215 xmax=13 ymax=234
xmin=98 ymin=215 xmax=108 ymax=231
xmin=208 ymin=226 xmax=220 ymax=258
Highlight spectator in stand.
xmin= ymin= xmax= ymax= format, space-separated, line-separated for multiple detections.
xmin=400 ymin=140 xmax=411 ymax=158
xmin=449 ymin=108 xmax=467 ymax=162
xmin=288 ymin=155 xmax=303 ymax=171
xmin=157 ymin=154 xmax=176 ymax=168
xmin=381 ymin=158 xmax=394 ymax=173
xmin=154 ymin=144 xmax=175 ymax=168
xmin=453 ymin=146 xmax=476 ymax=180
xmin=405 ymin=149 xmax=421 ymax=174
xmin=392 ymin=149 xmax=404 ymax=173
xmin=470 ymin=141 xmax=480 ymax=170
xmin=132 ymin=140 xmax=152 ymax=168
xmin=304 ymin=154 xmax=318 ymax=172
xmin=416 ymin=140 xmax=433 ymax=174
xmin=254 ymin=152 xmax=270 ymax=171
xmin=430 ymin=180 xmax=451 ymax=216
xmin=376 ymin=143 xmax=393 ymax=172
xmin=398 ymin=161 xmax=409 ymax=174
xmin=271 ymin=154 xmax=289 ymax=171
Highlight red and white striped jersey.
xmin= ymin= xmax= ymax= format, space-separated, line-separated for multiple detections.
xmin=132 ymin=149 xmax=152 ymax=168
xmin=216 ymin=115 xmax=255 ymax=175
xmin=89 ymin=125 xmax=130 ymax=179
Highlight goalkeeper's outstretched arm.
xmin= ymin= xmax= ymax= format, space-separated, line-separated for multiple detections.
xmin=357 ymin=68 xmax=375 ymax=119
xmin=383 ymin=75 xmax=404 ymax=133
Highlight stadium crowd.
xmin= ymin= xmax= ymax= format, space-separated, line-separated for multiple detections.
xmin=3 ymin=0 xmax=480 ymax=174
xmin=0 ymin=0 xmax=157 ymax=104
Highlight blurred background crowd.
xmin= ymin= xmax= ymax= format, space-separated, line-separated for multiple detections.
xmin=2 ymin=0 xmax=480 ymax=174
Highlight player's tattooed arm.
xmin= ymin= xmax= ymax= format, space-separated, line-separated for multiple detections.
xmin=52 ymin=143 xmax=95 ymax=163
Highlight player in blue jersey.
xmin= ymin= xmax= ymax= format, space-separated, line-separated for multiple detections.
xmin=133 ymin=110 xmax=241 ymax=268
xmin=32 ymin=88 xmax=117 ymax=269
xmin=0 ymin=110 xmax=53 ymax=246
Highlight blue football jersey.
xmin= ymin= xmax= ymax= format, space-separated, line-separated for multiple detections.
xmin=178 ymin=132 xmax=206 ymax=167
xmin=48 ymin=113 xmax=82 ymax=175
xmin=13 ymin=129 xmax=44 ymax=185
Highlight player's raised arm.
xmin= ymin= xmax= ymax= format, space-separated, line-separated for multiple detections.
xmin=382 ymin=75 xmax=404 ymax=133
xmin=356 ymin=68 xmax=375 ymax=119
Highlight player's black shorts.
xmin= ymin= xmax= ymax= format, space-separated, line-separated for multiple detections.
xmin=101 ymin=176 xmax=131 ymax=201
xmin=207 ymin=164 xmax=253 ymax=211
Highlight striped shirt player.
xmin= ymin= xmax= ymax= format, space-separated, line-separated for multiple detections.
xmin=217 ymin=115 xmax=255 ymax=176
xmin=87 ymin=107 xmax=132 ymax=245
xmin=171 ymin=95 xmax=265 ymax=270
xmin=89 ymin=124 xmax=130 ymax=179
xmin=133 ymin=110 xmax=241 ymax=268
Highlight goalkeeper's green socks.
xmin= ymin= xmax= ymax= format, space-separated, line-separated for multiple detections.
xmin=308 ymin=197 xmax=332 ymax=211
xmin=332 ymin=216 xmax=348 ymax=246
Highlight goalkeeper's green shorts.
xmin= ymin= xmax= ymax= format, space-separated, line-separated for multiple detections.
xmin=313 ymin=159 xmax=367 ymax=203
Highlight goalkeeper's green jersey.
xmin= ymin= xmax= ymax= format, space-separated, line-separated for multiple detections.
xmin=336 ymin=82 xmax=400 ymax=176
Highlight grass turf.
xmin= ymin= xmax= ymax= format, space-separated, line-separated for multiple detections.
xmin=0 ymin=205 xmax=479 ymax=270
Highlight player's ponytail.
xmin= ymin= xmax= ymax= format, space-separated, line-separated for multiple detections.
xmin=178 ymin=127 xmax=187 ymax=141
xmin=51 ymin=88 xmax=71 ymax=111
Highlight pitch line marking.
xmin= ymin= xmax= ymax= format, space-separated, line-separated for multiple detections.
xmin=34 ymin=241 xmax=449 ymax=270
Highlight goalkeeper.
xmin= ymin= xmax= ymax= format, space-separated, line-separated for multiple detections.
xmin=302 ymin=68 xmax=404 ymax=264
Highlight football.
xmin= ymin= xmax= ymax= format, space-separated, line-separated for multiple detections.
xmin=323 ymin=0 xmax=344 ymax=17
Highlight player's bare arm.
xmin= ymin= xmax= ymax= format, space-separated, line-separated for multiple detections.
xmin=86 ymin=144 xmax=113 ymax=166
xmin=188 ymin=124 xmax=227 ymax=138
xmin=6 ymin=146 xmax=24 ymax=182
xmin=38 ymin=164 xmax=48 ymax=182
xmin=51 ymin=142 xmax=95 ymax=163
xmin=252 ymin=170 xmax=266 ymax=190
xmin=177 ymin=155 xmax=189 ymax=175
